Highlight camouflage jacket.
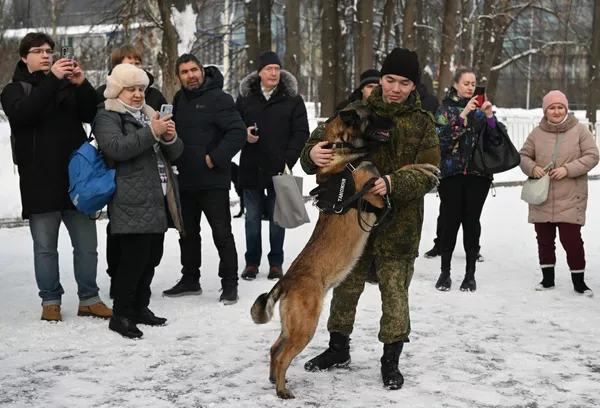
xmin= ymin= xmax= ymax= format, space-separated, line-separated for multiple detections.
xmin=300 ymin=87 xmax=440 ymax=259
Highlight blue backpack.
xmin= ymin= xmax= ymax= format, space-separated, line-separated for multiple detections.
xmin=68 ymin=127 xmax=116 ymax=215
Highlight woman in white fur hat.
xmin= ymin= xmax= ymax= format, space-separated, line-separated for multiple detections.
xmin=93 ymin=63 xmax=184 ymax=339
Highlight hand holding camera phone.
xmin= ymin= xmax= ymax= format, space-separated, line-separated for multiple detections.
xmin=247 ymin=122 xmax=259 ymax=144
xmin=159 ymin=104 xmax=173 ymax=119
xmin=474 ymin=86 xmax=486 ymax=107
xmin=61 ymin=46 xmax=74 ymax=78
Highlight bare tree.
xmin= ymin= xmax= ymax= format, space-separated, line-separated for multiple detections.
xmin=284 ymin=0 xmax=301 ymax=79
xmin=245 ymin=0 xmax=259 ymax=72
xmin=437 ymin=0 xmax=459 ymax=100
xmin=355 ymin=0 xmax=374 ymax=82
xmin=320 ymin=0 xmax=340 ymax=117
xmin=402 ymin=0 xmax=417 ymax=50
xmin=588 ymin=0 xmax=600 ymax=125
xmin=157 ymin=0 xmax=179 ymax=102
xmin=259 ymin=0 xmax=272 ymax=51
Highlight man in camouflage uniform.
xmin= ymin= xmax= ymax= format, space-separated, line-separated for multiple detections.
xmin=301 ymin=48 xmax=440 ymax=390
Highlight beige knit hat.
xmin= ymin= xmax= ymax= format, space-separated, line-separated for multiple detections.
xmin=104 ymin=63 xmax=150 ymax=99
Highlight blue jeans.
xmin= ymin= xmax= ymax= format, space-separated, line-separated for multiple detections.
xmin=29 ymin=210 xmax=99 ymax=306
xmin=243 ymin=187 xmax=285 ymax=267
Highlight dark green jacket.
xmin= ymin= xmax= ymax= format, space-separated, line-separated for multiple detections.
xmin=300 ymin=87 xmax=440 ymax=259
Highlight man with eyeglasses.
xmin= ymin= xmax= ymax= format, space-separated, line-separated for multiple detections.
xmin=0 ymin=32 xmax=110 ymax=322
xmin=235 ymin=50 xmax=309 ymax=281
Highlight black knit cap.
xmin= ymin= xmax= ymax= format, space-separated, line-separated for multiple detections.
xmin=257 ymin=50 xmax=282 ymax=72
xmin=358 ymin=69 xmax=381 ymax=89
xmin=380 ymin=48 xmax=420 ymax=84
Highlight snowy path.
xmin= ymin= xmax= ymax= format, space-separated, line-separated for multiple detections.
xmin=1 ymin=185 xmax=600 ymax=407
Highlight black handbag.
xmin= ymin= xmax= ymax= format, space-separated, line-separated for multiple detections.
xmin=470 ymin=121 xmax=520 ymax=174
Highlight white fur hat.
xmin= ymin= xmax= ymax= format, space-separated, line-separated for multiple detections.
xmin=103 ymin=63 xmax=150 ymax=99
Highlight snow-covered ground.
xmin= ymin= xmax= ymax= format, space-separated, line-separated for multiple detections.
xmin=1 ymin=181 xmax=600 ymax=407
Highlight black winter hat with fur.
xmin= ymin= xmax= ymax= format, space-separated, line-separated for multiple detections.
xmin=380 ymin=48 xmax=420 ymax=84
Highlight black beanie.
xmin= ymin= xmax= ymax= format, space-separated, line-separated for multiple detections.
xmin=358 ymin=69 xmax=381 ymax=89
xmin=380 ymin=48 xmax=420 ymax=84
xmin=257 ymin=50 xmax=282 ymax=72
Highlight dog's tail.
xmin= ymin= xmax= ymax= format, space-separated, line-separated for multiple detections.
xmin=251 ymin=281 xmax=284 ymax=324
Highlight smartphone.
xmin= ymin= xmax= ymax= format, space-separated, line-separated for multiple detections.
xmin=160 ymin=104 xmax=173 ymax=119
xmin=61 ymin=46 xmax=74 ymax=60
xmin=474 ymin=86 xmax=486 ymax=106
xmin=251 ymin=122 xmax=258 ymax=136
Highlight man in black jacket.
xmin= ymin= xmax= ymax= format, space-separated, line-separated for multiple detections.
xmin=235 ymin=51 xmax=310 ymax=281
xmin=162 ymin=54 xmax=246 ymax=304
xmin=0 ymin=32 xmax=111 ymax=321
xmin=96 ymin=44 xmax=168 ymax=297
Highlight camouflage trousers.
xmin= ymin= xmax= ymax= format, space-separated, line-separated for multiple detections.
xmin=327 ymin=253 xmax=415 ymax=344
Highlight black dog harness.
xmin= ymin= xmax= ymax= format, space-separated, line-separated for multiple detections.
xmin=309 ymin=155 xmax=392 ymax=233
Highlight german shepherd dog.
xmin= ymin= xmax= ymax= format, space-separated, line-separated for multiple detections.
xmin=250 ymin=105 xmax=439 ymax=399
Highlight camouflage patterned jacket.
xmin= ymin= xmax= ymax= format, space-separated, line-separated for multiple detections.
xmin=300 ymin=86 xmax=440 ymax=259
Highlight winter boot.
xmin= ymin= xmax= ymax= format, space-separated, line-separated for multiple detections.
xmin=41 ymin=305 xmax=61 ymax=322
xmin=219 ymin=280 xmax=239 ymax=305
xmin=435 ymin=252 xmax=452 ymax=291
xmin=78 ymin=301 xmax=113 ymax=319
xmin=424 ymin=244 xmax=440 ymax=259
xmin=535 ymin=266 xmax=555 ymax=291
xmin=571 ymin=272 xmax=593 ymax=297
xmin=460 ymin=249 xmax=477 ymax=292
xmin=241 ymin=265 xmax=259 ymax=281
xmin=109 ymin=316 xmax=143 ymax=339
xmin=304 ymin=332 xmax=351 ymax=372
xmin=267 ymin=265 xmax=284 ymax=280
xmin=381 ymin=341 xmax=404 ymax=390
xmin=135 ymin=307 xmax=167 ymax=326
xmin=162 ymin=274 xmax=202 ymax=297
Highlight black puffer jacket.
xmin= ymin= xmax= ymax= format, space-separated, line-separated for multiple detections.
xmin=0 ymin=61 xmax=98 ymax=219
xmin=235 ymin=70 xmax=310 ymax=189
xmin=172 ymin=66 xmax=246 ymax=191
xmin=96 ymin=70 xmax=167 ymax=110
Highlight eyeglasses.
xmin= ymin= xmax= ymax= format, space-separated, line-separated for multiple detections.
xmin=28 ymin=48 xmax=54 ymax=55
xmin=263 ymin=66 xmax=281 ymax=73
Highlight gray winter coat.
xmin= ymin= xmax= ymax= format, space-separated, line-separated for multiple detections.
xmin=94 ymin=98 xmax=184 ymax=235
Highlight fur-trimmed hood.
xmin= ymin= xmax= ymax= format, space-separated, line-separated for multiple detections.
xmin=238 ymin=69 xmax=299 ymax=98
xmin=103 ymin=98 xmax=157 ymax=119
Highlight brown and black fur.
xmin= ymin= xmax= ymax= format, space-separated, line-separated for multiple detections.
xmin=251 ymin=106 xmax=438 ymax=399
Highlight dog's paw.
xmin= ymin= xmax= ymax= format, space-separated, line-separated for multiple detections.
xmin=277 ymin=388 xmax=295 ymax=399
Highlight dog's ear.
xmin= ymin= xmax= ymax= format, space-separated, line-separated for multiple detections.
xmin=339 ymin=109 xmax=361 ymax=128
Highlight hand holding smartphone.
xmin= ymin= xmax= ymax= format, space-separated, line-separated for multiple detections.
xmin=160 ymin=104 xmax=173 ymax=119
xmin=474 ymin=86 xmax=486 ymax=107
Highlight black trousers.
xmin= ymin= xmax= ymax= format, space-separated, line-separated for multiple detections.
xmin=438 ymin=175 xmax=490 ymax=255
xmin=106 ymin=221 xmax=120 ymax=278
xmin=112 ymin=233 xmax=165 ymax=317
xmin=433 ymin=201 xmax=444 ymax=247
xmin=178 ymin=189 xmax=238 ymax=284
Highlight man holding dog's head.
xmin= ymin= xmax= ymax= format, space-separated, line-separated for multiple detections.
xmin=300 ymin=48 xmax=440 ymax=390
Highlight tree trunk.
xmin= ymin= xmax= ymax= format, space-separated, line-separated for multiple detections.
xmin=259 ymin=0 xmax=272 ymax=52
xmin=457 ymin=0 xmax=472 ymax=67
xmin=157 ymin=0 xmax=179 ymax=103
xmin=320 ymin=0 xmax=340 ymax=118
xmin=437 ymin=0 xmax=459 ymax=100
xmin=485 ymin=30 xmax=506 ymax=100
xmin=415 ymin=0 xmax=429 ymax=71
xmin=402 ymin=0 xmax=417 ymax=50
xmin=284 ymin=0 xmax=301 ymax=79
xmin=587 ymin=0 xmax=600 ymax=126
xmin=355 ymin=0 xmax=373 ymax=82
xmin=473 ymin=0 xmax=493 ymax=79
xmin=336 ymin=2 xmax=348 ymax=105
xmin=244 ymin=0 xmax=259 ymax=72
xmin=382 ymin=0 xmax=395 ymax=58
